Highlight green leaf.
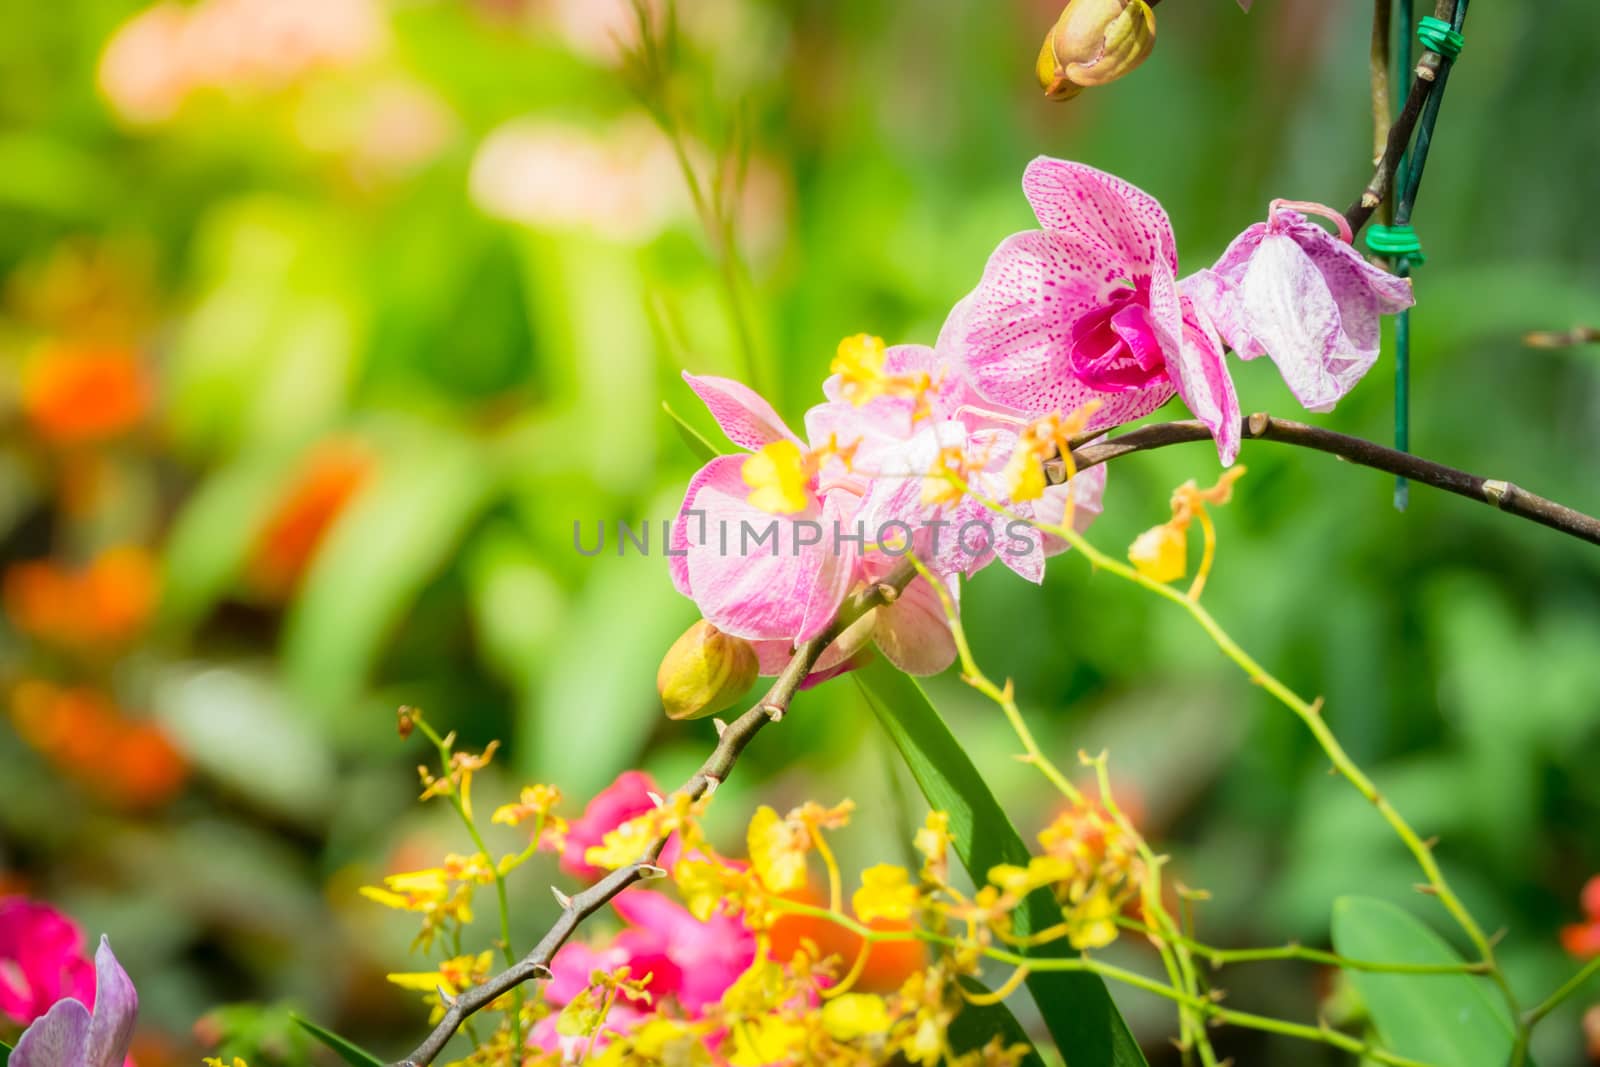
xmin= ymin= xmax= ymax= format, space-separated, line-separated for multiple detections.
xmin=854 ymin=659 xmax=1148 ymax=1067
xmin=282 ymin=422 xmax=496 ymax=725
xmin=291 ymin=1014 xmax=385 ymax=1067
xmin=1330 ymin=896 xmax=1522 ymax=1067
xmin=662 ymin=400 xmax=723 ymax=462
xmin=2 ymin=1036 xmax=12 ymax=1067
xmin=947 ymin=978 xmax=1048 ymax=1067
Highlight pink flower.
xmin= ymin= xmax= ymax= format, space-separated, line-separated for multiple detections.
xmin=954 ymin=157 xmax=1241 ymax=464
xmin=530 ymin=889 xmax=755 ymax=1057
xmin=670 ymin=371 xmax=965 ymax=677
xmin=1189 ymin=200 xmax=1413 ymax=413
xmin=9 ymin=936 xmax=137 ymax=1067
xmin=0 ymin=899 xmax=96 ymax=1027
xmin=561 ymin=771 xmax=680 ymax=882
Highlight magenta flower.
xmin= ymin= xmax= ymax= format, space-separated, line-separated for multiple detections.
xmin=531 ymin=889 xmax=755 ymax=1056
xmin=1189 ymin=200 xmax=1414 ymax=412
xmin=955 ymin=156 xmax=1241 ymax=463
xmin=561 ymin=771 xmax=681 ymax=882
xmin=9 ymin=936 xmax=137 ymax=1067
xmin=0 ymin=898 xmax=96 ymax=1027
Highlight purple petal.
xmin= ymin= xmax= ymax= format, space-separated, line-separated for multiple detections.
xmin=682 ymin=372 xmax=800 ymax=451
xmin=1021 ymin=158 xmax=1179 ymax=279
xmin=1181 ymin=267 xmax=1265 ymax=361
xmin=12 ymin=997 xmax=91 ymax=1067
xmin=85 ymin=938 xmax=137 ymax=1067
xmin=1235 ymin=233 xmax=1349 ymax=411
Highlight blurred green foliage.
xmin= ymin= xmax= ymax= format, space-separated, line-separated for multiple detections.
xmin=1 ymin=0 xmax=1597 ymax=1065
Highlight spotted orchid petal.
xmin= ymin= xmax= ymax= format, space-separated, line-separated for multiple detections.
xmin=682 ymin=372 xmax=802 ymax=451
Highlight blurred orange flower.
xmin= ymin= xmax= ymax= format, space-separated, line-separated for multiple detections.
xmin=10 ymin=680 xmax=187 ymax=810
xmin=21 ymin=345 xmax=151 ymax=444
xmin=245 ymin=438 xmax=374 ymax=599
xmin=4 ymin=547 xmax=160 ymax=652
xmin=766 ymin=884 xmax=927 ymax=994
xmin=1561 ymin=876 xmax=1600 ymax=959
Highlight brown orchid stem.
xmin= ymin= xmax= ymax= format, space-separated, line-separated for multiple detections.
xmin=1370 ymin=0 xmax=1394 ymax=169
xmin=1045 ymin=413 xmax=1600 ymax=547
xmin=1345 ymin=0 xmax=1463 ymax=235
xmin=385 ymin=566 xmax=915 ymax=1067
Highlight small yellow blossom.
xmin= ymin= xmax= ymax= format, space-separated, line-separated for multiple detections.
xmin=822 ymin=993 xmax=892 ymax=1041
xmin=852 ymin=864 xmax=918 ymax=923
xmin=204 ymin=1059 xmax=249 ymax=1067
xmin=831 ymin=333 xmax=889 ymax=405
xmin=492 ymin=783 xmax=561 ymax=826
xmin=914 ymin=811 xmax=952 ymax=886
xmin=417 ymin=739 xmax=499 ymax=819
xmin=741 ymin=440 xmax=813 ymax=515
xmin=586 ymin=791 xmax=704 ymax=872
xmin=746 ymin=800 xmax=855 ymax=893
xmin=921 ymin=445 xmax=969 ymax=507
xmin=1128 ymin=521 xmax=1188 ymax=582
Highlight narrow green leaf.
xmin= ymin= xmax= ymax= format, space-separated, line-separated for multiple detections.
xmin=1 ymin=1036 xmax=13 ymax=1067
xmin=854 ymin=659 xmax=1148 ymax=1067
xmin=291 ymin=1014 xmax=385 ymax=1067
xmin=662 ymin=400 xmax=723 ymax=462
xmin=948 ymin=978 xmax=1048 ymax=1067
xmin=1330 ymin=896 xmax=1524 ymax=1067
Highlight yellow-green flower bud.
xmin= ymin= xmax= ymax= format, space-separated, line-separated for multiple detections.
xmin=657 ymin=620 xmax=760 ymax=721
xmin=1036 ymin=0 xmax=1156 ymax=101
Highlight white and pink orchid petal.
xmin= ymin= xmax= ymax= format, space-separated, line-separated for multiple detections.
xmin=679 ymin=460 xmax=853 ymax=644
xmin=1021 ymin=157 xmax=1179 ymax=278
xmin=682 ymin=372 xmax=801 ymax=451
xmin=1166 ymin=301 xmax=1242 ymax=465
xmin=873 ymin=576 xmax=957 ymax=676
xmin=12 ymin=998 xmax=91 ymax=1067
xmin=961 ymin=231 xmax=1175 ymax=424
xmin=1236 ymin=233 xmax=1349 ymax=411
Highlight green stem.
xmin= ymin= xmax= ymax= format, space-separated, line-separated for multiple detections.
xmin=1522 ymin=953 xmax=1600 ymax=1031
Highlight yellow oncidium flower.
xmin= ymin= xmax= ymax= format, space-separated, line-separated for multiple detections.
xmin=417 ymin=739 xmax=499 ymax=819
xmin=921 ymin=445 xmax=969 ymax=507
xmin=387 ymin=951 xmax=494 ymax=997
xmin=204 ymin=1059 xmax=250 ymax=1067
xmin=1004 ymin=403 xmax=1102 ymax=503
xmin=492 ymin=783 xmax=561 ymax=826
xmin=852 ymin=863 xmax=918 ymax=923
xmin=745 ymin=800 xmax=855 ymax=895
xmin=585 ymin=791 xmax=705 ymax=872
xmin=741 ymin=440 xmax=814 ymax=515
xmin=914 ymin=811 xmax=952 ymax=886
xmin=747 ymin=804 xmax=810 ymax=893
xmin=821 ymin=992 xmax=892 ymax=1042
xmin=1127 ymin=522 xmax=1187 ymax=582
xmin=830 ymin=333 xmax=889 ymax=405
xmin=1127 ymin=466 xmax=1246 ymax=598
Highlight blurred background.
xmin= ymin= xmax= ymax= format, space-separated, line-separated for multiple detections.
xmin=1 ymin=0 xmax=1597 ymax=1063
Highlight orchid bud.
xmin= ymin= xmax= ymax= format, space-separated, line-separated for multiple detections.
xmin=1036 ymin=0 xmax=1156 ymax=101
xmin=657 ymin=620 xmax=760 ymax=721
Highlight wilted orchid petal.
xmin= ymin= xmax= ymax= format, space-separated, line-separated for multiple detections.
xmin=1197 ymin=204 xmax=1414 ymax=412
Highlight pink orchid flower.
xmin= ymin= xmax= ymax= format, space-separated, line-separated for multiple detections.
xmin=1189 ymin=200 xmax=1414 ymax=412
xmin=0 ymin=899 xmax=96 ymax=1028
xmin=955 ymin=156 xmax=1241 ymax=464
xmin=531 ymin=889 xmax=755 ymax=1056
xmin=560 ymin=771 xmax=681 ymax=882
xmin=9 ymin=936 xmax=137 ymax=1067
xmin=671 ymin=370 xmax=960 ymax=677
